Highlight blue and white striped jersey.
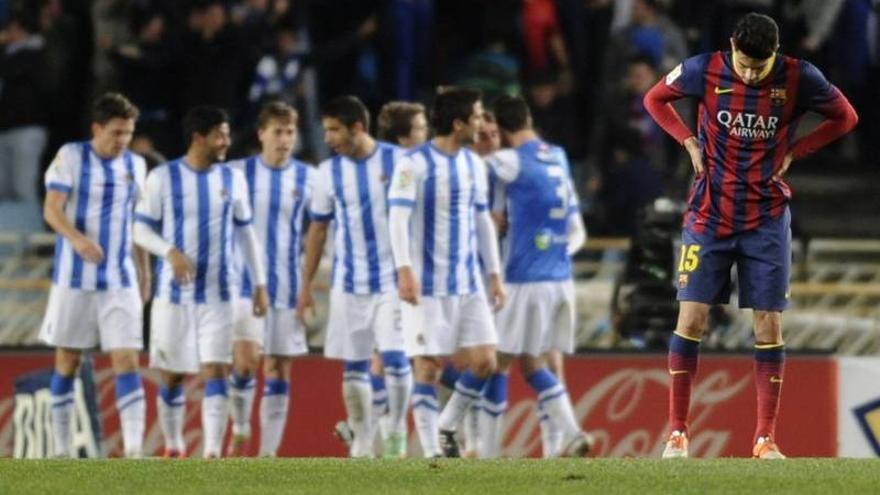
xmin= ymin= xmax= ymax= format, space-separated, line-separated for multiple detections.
xmin=229 ymin=156 xmax=312 ymax=309
xmin=309 ymin=142 xmax=399 ymax=295
xmin=44 ymin=141 xmax=147 ymax=291
xmin=388 ymin=141 xmax=490 ymax=296
xmin=488 ymin=139 xmax=580 ymax=283
xmin=134 ymin=160 xmax=253 ymax=304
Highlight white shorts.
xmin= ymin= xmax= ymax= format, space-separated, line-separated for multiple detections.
xmin=149 ymin=299 xmax=233 ymax=374
xmin=495 ymin=281 xmax=576 ymax=357
xmin=402 ymin=293 xmax=498 ymax=357
xmin=39 ymin=285 xmax=143 ymax=351
xmin=233 ymin=298 xmax=308 ymax=357
xmin=323 ymin=290 xmax=404 ymax=361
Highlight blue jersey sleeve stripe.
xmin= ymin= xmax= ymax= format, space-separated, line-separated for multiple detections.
xmin=475 ymin=203 xmax=488 ymax=211
xmin=388 ymin=198 xmax=415 ymax=208
xmin=134 ymin=213 xmax=161 ymax=230
xmin=309 ymin=210 xmax=334 ymax=222
xmin=233 ymin=217 xmax=253 ymax=226
xmin=47 ymin=182 xmax=72 ymax=193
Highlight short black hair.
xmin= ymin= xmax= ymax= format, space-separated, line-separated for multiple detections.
xmin=182 ymin=106 xmax=229 ymax=145
xmin=431 ymin=87 xmax=482 ymax=135
xmin=492 ymin=94 xmax=531 ymax=133
xmin=92 ymin=93 xmax=140 ymax=125
xmin=732 ymin=13 xmax=779 ymax=59
xmin=321 ymin=95 xmax=370 ymax=131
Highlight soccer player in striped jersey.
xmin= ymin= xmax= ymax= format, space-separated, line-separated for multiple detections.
xmin=297 ymin=96 xmax=412 ymax=458
xmin=388 ymin=87 xmax=505 ymax=458
xmin=480 ymin=94 xmax=592 ymax=459
xmin=133 ymin=106 xmax=269 ymax=458
xmin=225 ymin=102 xmax=312 ymax=457
xmin=40 ymin=93 xmax=149 ymax=458
xmin=643 ymin=13 xmax=858 ymax=459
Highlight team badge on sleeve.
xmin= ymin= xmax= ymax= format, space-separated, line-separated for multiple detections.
xmin=397 ymin=170 xmax=412 ymax=189
xmin=666 ymin=64 xmax=682 ymax=85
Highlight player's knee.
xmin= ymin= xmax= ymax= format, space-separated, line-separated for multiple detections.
xmin=496 ymin=352 xmax=515 ymax=373
xmin=753 ymin=311 xmax=783 ymax=344
xmin=109 ymin=350 xmax=138 ymax=374
xmin=471 ymin=349 xmax=497 ymax=378
xmin=55 ymin=349 xmax=82 ymax=375
xmin=676 ymin=304 xmax=710 ymax=339
xmin=413 ymin=356 xmax=440 ymax=383
xmin=519 ymin=355 xmax=542 ymax=377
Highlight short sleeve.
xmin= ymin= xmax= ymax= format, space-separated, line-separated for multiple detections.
xmin=309 ymin=160 xmax=335 ymax=222
xmin=232 ymin=168 xmax=253 ymax=226
xmin=664 ymin=54 xmax=709 ymax=98
xmin=486 ymin=149 xmax=520 ymax=183
xmin=387 ymin=153 xmax=422 ymax=209
xmin=44 ymin=144 xmax=77 ymax=194
xmin=134 ymin=167 xmax=164 ymax=230
xmin=797 ymin=60 xmax=842 ymax=114
xmin=489 ymin=166 xmax=507 ymax=214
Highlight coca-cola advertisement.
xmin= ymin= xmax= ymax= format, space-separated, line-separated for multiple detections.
xmin=0 ymin=351 xmax=837 ymax=458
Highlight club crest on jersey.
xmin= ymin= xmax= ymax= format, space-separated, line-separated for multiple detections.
xmin=397 ymin=170 xmax=412 ymax=189
xmin=380 ymin=173 xmax=389 ymax=184
xmin=770 ymin=87 xmax=787 ymax=106
xmin=678 ymin=273 xmax=689 ymax=289
xmin=220 ymin=188 xmax=230 ymax=200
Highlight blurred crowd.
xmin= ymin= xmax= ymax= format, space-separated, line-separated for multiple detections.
xmin=0 ymin=0 xmax=878 ymax=235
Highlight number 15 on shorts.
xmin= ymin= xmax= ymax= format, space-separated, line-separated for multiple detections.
xmin=678 ymin=245 xmax=700 ymax=272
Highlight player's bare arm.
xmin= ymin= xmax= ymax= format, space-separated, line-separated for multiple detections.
xmin=44 ymin=190 xmax=104 ymax=263
xmin=296 ymin=220 xmax=328 ymax=323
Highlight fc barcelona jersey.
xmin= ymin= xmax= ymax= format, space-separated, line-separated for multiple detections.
xmin=664 ymin=51 xmax=846 ymax=237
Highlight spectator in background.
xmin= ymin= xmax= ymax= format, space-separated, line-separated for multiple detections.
xmin=603 ymin=0 xmax=687 ymax=90
xmin=385 ymin=0 xmax=433 ymax=101
xmin=453 ymin=36 xmax=521 ymax=103
xmin=111 ymin=5 xmax=176 ymax=155
xmin=0 ymin=1 xmax=50 ymax=208
xmin=599 ymin=126 xmax=661 ymax=236
xmin=246 ymin=15 xmax=306 ymax=123
xmin=521 ymin=0 xmax=572 ymax=79
xmin=92 ymin=0 xmax=133 ymax=95
xmin=527 ymin=71 xmax=578 ymax=164
xmin=176 ymin=0 xmax=249 ymax=124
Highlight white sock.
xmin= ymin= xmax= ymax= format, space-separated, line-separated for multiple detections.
xmin=463 ymin=403 xmax=480 ymax=455
xmin=202 ymin=378 xmax=229 ymax=458
xmin=259 ymin=379 xmax=289 ymax=456
xmin=438 ymin=371 xmax=486 ymax=432
xmin=158 ymin=385 xmax=185 ymax=453
xmin=228 ymin=373 xmax=256 ymax=438
xmin=115 ymin=372 xmax=145 ymax=458
xmin=50 ymin=373 xmax=75 ymax=457
xmin=411 ymin=382 xmax=440 ymax=457
xmin=476 ymin=373 xmax=507 ymax=459
xmin=528 ymin=370 xmax=581 ymax=448
xmin=370 ymin=374 xmax=388 ymax=444
xmin=383 ymin=365 xmax=413 ymax=436
xmin=536 ymin=402 xmax=561 ymax=458
xmin=342 ymin=364 xmax=373 ymax=457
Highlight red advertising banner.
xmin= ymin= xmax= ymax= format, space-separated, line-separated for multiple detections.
xmin=0 ymin=351 xmax=837 ymax=458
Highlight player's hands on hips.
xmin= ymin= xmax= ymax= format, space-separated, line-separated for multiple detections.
xmin=488 ymin=274 xmax=506 ymax=311
xmin=296 ymin=286 xmax=315 ymax=325
xmin=772 ymin=152 xmax=794 ymax=182
xmin=72 ymin=235 xmax=104 ymax=264
xmin=397 ymin=266 xmax=420 ymax=305
xmin=683 ymin=137 xmax=704 ymax=177
xmin=166 ymin=248 xmax=194 ymax=285
xmin=252 ymin=285 xmax=269 ymax=317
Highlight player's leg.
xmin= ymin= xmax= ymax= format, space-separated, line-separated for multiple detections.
xmin=437 ymin=294 xmax=498 ymax=457
xmin=150 ymin=300 xmax=198 ymax=457
xmin=476 ymin=351 xmax=513 ymax=459
xmin=402 ymin=296 xmax=449 ymax=458
xmin=50 ymin=348 xmax=82 ymax=458
xmin=738 ymin=209 xmax=791 ymax=459
xmin=228 ymin=299 xmax=261 ymax=456
xmin=100 ymin=286 xmax=146 ymax=458
xmin=196 ymin=303 xmax=235 ymax=459
xmin=325 ymin=291 xmax=374 ymax=458
xmin=539 ymin=349 xmax=565 ymax=457
xmin=368 ymin=351 xmax=389 ymax=452
xmin=39 ymin=287 xmax=98 ymax=458
xmin=258 ymin=306 xmax=308 ymax=457
xmin=374 ymin=293 xmax=412 ymax=458
xmin=664 ymin=228 xmax=734 ymax=458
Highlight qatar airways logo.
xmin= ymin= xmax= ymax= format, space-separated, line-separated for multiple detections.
xmin=716 ymin=111 xmax=779 ymax=139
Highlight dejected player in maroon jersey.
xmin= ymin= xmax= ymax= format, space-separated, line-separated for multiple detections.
xmin=643 ymin=12 xmax=858 ymax=459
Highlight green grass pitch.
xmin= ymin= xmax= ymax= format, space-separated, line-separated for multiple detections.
xmin=2 ymin=458 xmax=880 ymax=494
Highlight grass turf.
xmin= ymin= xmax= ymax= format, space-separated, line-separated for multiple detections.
xmin=1 ymin=458 xmax=879 ymax=495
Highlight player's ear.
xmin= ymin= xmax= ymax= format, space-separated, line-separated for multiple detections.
xmin=729 ymin=37 xmax=736 ymax=53
xmin=90 ymin=122 xmax=102 ymax=138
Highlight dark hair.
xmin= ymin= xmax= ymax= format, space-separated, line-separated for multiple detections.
xmin=431 ymin=87 xmax=482 ymax=135
xmin=92 ymin=93 xmax=140 ymax=125
xmin=321 ymin=95 xmax=370 ymax=131
xmin=377 ymin=101 xmax=426 ymax=143
xmin=732 ymin=13 xmax=779 ymax=59
xmin=257 ymin=101 xmax=298 ymax=129
xmin=8 ymin=0 xmax=42 ymax=34
xmin=492 ymin=94 xmax=531 ymax=133
xmin=182 ymin=106 xmax=229 ymax=145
